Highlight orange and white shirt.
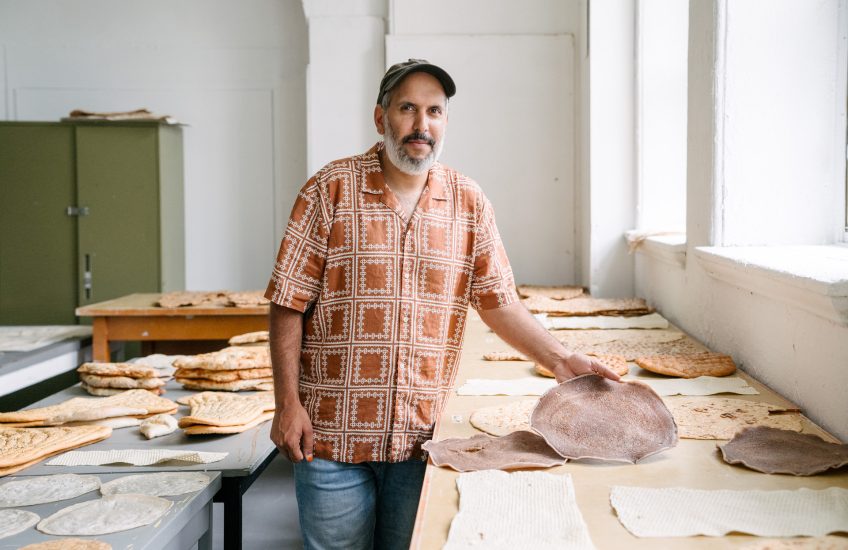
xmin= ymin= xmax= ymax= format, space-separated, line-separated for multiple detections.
xmin=265 ymin=142 xmax=517 ymax=463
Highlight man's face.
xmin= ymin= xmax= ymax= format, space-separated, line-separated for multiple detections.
xmin=375 ymin=72 xmax=448 ymax=175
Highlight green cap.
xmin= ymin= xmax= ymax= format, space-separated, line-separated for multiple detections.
xmin=377 ymin=59 xmax=456 ymax=105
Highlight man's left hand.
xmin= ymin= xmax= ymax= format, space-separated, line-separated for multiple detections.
xmin=550 ymin=352 xmax=622 ymax=383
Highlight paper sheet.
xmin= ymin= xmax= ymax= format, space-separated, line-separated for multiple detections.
xmin=46 ymin=449 xmax=228 ymax=466
xmin=638 ymin=376 xmax=758 ymax=396
xmin=445 ymin=470 xmax=595 ymax=549
xmin=610 ymin=486 xmax=848 ymax=537
xmin=540 ymin=313 xmax=669 ymax=330
xmin=457 ymin=377 xmax=557 ymax=396
xmin=0 ymin=326 xmax=92 ymax=352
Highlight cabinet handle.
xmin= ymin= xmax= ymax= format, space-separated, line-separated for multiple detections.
xmin=84 ymin=253 xmax=92 ymax=300
xmin=66 ymin=206 xmax=90 ymax=216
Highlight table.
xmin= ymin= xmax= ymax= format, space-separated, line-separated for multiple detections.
xmin=15 ymin=381 xmax=279 ymax=550
xmin=0 ymin=471 xmax=222 ymax=550
xmin=410 ymin=311 xmax=848 ymax=549
xmin=76 ymin=294 xmax=269 ymax=361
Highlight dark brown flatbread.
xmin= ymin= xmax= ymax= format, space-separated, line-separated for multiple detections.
xmin=422 ymin=431 xmax=567 ymax=472
xmin=718 ymin=426 xmax=848 ymax=476
xmin=530 ymin=375 xmax=678 ymax=463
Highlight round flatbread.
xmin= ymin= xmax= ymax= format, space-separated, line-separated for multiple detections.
xmin=19 ymin=540 xmax=111 ymax=550
xmin=100 ymin=472 xmax=211 ymax=497
xmin=533 ymin=354 xmax=629 ymax=378
xmin=0 ymin=508 xmax=40 ymax=539
xmin=423 ymin=431 xmax=567 ymax=472
xmin=719 ymin=426 xmax=848 ymax=476
xmin=37 ymin=494 xmax=172 ymax=536
xmin=0 ymin=474 xmax=100 ymax=507
xmin=531 ymin=375 xmax=678 ymax=463
xmin=469 ymin=399 xmax=537 ymax=436
xmin=635 ymin=353 xmax=736 ymax=378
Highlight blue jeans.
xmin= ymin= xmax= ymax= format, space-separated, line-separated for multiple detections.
xmin=293 ymin=457 xmax=427 ymax=550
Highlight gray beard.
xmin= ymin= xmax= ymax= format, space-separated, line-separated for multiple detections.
xmin=383 ymin=115 xmax=444 ymax=176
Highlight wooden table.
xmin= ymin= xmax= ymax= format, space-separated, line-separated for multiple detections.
xmin=411 ymin=311 xmax=848 ymax=549
xmin=76 ymin=293 xmax=269 ymax=361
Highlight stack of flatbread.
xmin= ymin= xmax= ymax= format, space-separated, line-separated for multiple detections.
xmin=228 ymin=330 xmax=269 ymax=347
xmin=77 ymin=362 xmax=170 ymax=396
xmin=0 ymin=390 xmax=178 ymax=431
xmin=177 ymin=391 xmax=275 ymax=434
xmin=157 ymin=290 xmax=269 ymax=308
xmin=0 ymin=425 xmax=112 ymax=476
xmin=227 ymin=291 xmax=270 ymax=308
xmin=516 ymin=285 xmax=585 ymax=301
xmin=174 ymin=346 xmax=273 ymax=391
xmin=522 ymin=296 xmax=653 ymax=317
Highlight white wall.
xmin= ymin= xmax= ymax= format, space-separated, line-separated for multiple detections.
xmin=636 ymin=0 xmax=848 ymax=440
xmin=0 ymin=0 xmax=308 ymax=291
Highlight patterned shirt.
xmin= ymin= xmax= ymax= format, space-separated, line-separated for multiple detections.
xmin=265 ymin=142 xmax=517 ymax=463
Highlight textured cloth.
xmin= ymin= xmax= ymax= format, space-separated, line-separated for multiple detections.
xmin=543 ymin=313 xmax=669 ymax=330
xmin=610 ymin=486 xmax=848 ymax=537
xmin=639 ymin=376 xmax=758 ymax=396
xmin=444 ymin=470 xmax=595 ymax=549
xmin=46 ymin=449 xmax=227 ymax=466
xmin=456 ymin=377 xmax=557 ymax=396
xmin=265 ymin=142 xmax=517 ymax=463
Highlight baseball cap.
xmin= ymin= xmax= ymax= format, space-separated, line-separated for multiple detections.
xmin=376 ymin=59 xmax=456 ymax=105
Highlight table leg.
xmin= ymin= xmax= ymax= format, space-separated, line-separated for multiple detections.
xmin=220 ymin=478 xmax=243 ymax=550
xmin=92 ymin=317 xmax=110 ymax=362
xmin=198 ymin=501 xmax=214 ymax=550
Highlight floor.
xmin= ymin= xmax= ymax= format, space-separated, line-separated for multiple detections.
xmin=211 ymin=455 xmax=303 ymax=549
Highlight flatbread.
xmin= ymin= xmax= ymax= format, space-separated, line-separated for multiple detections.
xmin=482 ymin=351 xmax=528 ymax=361
xmin=173 ymin=346 xmax=270 ymax=371
xmin=179 ymin=395 xmax=265 ymax=427
xmin=46 ymin=406 xmax=148 ymax=425
xmin=0 ymin=474 xmax=100 ymax=507
xmin=226 ymin=291 xmax=269 ymax=308
xmin=636 ymin=353 xmax=737 ymax=378
xmin=516 ymin=285 xmax=585 ymax=300
xmin=177 ymin=377 xmax=274 ymax=392
xmin=546 ymin=313 xmax=669 ymax=330
xmin=174 ymin=367 xmax=272 ymax=382
xmin=469 ymin=399 xmax=537 ymax=436
xmin=36 ymin=494 xmax=172 ymax=536
xmin=183 ymin=410 xmax=273 ymax=435
xmin=555 ymin=331 xmax=709 ymax=360
xmin=0 ymin=426 xmax=112 ymax=476
xmin=531 ymin=376 xmax=678 ymax=463
xmin=423 ymin=431 xmax=567 ymax=472
xmin=719 ymin=426 xmax=848 ymax=476
xmin=533 ymin=354 xmax=630 ymax=378
xmin=65 ymin=416 xmax=142 ymax=430
xmin=667 ymin=396 xmax=803 ymax=439
xmin=0 ymin=508 xmax=40 ymax=539
xmin=156 ymin=290 xmax=227 ymax=308
xmin=80 ymin=384 xmax=164 ymax=397
xmin=100 ymin=472 xmax=211 ymax=497
xmin=77 ymin=363 xmax=161 ymax=379
xmin=79 ymin=373 xmax=165 ymax=390
xmin=228 ymin=330 xmax=270 ymax=345
xmin=19 ymin=540 xmax=112 ymax=550
xmin=176 ymin=391 xmax=275 ymax=412
xmin=0 ymin=390 xmax=175 ymax=426
xmin=139 ymin=414 xmax=178 ymax=439
xmin=523 ymin=296 xmax=652 ymax=317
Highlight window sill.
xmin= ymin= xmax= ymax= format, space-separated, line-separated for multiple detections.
xmin=694 ymin=245 xmax=848 ymax=326
xmin=629 ymin=232 xmax=687 ymax=268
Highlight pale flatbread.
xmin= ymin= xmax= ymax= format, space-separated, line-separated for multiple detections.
xmin=531 ymin=376 xmax=677 ymax=463
xmin=139 ymin=414 xmax=178 ymax=440
xmin=555 ymin=330 xmax=709 ymax=360
xmin=667 ymin=396 xmax=803 ymax=439
xmin=156 ymin=290 xmax=227 ymax=308
xmin=0 ymin=508 xmax=40 ymax=539
xmin=65 ymin=417 xmax=142 ymax=430
xmin=533 ymin=354 xmax=630 ymax=378
xmin=228 ymin=330 xmax=270 ymax=345
xmin=173 ymin=346 xmax=270 ymax=371
xmin=719 ymin=426 xmax=848 ymax=476
xmin=46 ymin=406 xmax=148 ymax=425
xmin=183 ymin=410 xmax=274 ymax=435
xmin=177 ymin=377 xmax=274 ymax=392
xmin=0 ymin=474 xmax=100 ymax=507
xmin=636 ymin=353 xmax=737 ymax=378
xmin=482 ymin=351 xmax=528 ymax=361
xmin=19 ymin=539 xmax=112 ymax=550
xmin=546 ymin=313 xmax=669 ymax=330
xmin=523 ymin=296 xmax=651 ymax=317
xmin=226 ymin=291 xmax=269 ymax=308
xmin=179 ymin=395 xmax=265 ymax=427
xmin=176 ymin=391 xmax=275 ymax=412
xmin=469 ymin=399 xmax=537 ymax=436
xmin=37 ymin=494 xmax=172 ymax=535
xmin=423 ymin=431 xmax=567 ymax=472
xmin=80 ymin=384 xmax=164 ymax=397
xmin=0 ymin=426 xmax=112 ymax=476
xmin=79 ymin=373 xmax=165 ymax=390
xmin=100 ymin=472 xmax=211 ymax=497
xmin=516 ymin=285 xmax=585 ymax=300
xmin=77 ymin=363 xmax=161 ymax=379
xmin=174 ymin=367 xmax=272 ymax=382
xmin=0 ymin=390 xmax=175 ymax=426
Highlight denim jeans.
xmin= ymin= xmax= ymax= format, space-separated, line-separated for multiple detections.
xmin=292 ymin=457 xmax=427 ymax=550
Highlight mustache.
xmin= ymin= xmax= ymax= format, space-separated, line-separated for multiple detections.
xmin=402 ymin=132 xmax=435 ymax=147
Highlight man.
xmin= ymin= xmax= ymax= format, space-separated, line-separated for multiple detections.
xmin=265 ymin=59 xmax=619 ymax=549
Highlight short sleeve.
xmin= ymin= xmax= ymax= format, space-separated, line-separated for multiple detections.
xmin=264 ymin=179 xmax=330 ymax=312
xmin=470 ymin=195 xmax=519 ymax=311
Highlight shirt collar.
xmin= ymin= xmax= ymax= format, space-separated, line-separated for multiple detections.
xmin=360 ymin=141 xmax=449 ymax=201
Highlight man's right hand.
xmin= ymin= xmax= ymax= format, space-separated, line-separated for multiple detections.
xmin=272 ymin=402 xmax=314 ymax=463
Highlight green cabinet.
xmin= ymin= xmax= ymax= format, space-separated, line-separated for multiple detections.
xmin=0 ymin=121 xmax=185 ymax=325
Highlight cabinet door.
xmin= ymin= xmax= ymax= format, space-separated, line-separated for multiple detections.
xmin=75 ymin=126 xmax=160 ymax=305
xmin=0 ymin=124 xmax=78 ymax=324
